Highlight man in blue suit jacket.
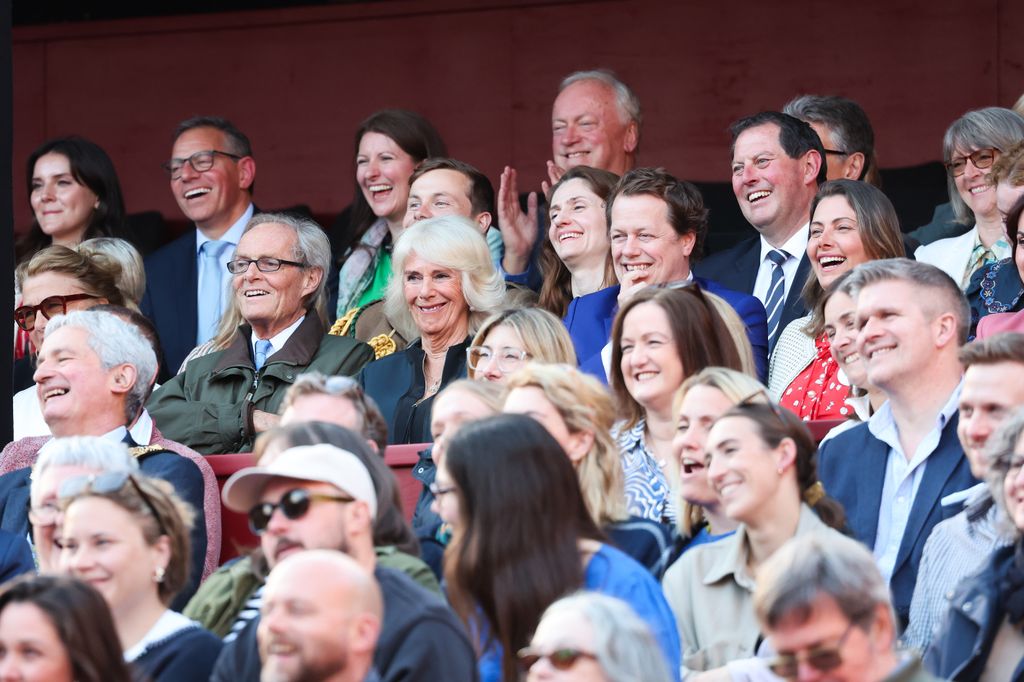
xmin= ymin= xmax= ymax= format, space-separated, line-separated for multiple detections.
xmin=564 ymin=167 xmax=768 ymax=381
xmin=141 ymin=116 xmax=256 ymax=377
xmin=694 ymin=112 xmax=826 ymax=350
xmin=817 ymin=259 xmax=977 ymax=627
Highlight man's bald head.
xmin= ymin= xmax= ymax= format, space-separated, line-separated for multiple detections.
xmin=260 ymin=550 xmax=382 ymax=682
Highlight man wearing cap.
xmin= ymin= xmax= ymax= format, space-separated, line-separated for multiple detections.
xmin=210 ymin=443 xmax=478 ymax=682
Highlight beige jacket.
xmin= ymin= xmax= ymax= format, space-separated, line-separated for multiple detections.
xmin=662 ymin=504 xmax=843 ymax=674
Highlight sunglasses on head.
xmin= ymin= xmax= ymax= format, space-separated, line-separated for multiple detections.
xmin=767 ymin=622 xmax=856 ymax=679
xmin=248 ymin=487 xmax=354 ymax=534
xmin=59 ymin=471 xmax=169 ymax=537
xmin=14 ymin=293 xmax=99 ymax=332
xmin=516 ymin=647 xmax=597 ymax=673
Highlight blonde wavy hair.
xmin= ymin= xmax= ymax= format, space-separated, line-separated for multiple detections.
xmin=384 ymin=215 xmax=506 ymax=342
xmin=505 ymin=363 xmax=627 ymax=525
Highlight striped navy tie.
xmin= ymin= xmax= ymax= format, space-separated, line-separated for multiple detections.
xmin=765 ymin=249 xmax=788 ymax=353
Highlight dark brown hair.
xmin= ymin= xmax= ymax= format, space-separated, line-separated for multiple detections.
xmin=409 ymin=157 xmax=494 ymax=218
xmin=443 ymin=414 xmax=604 ymax=681
xmin=539 ymin=166 xmax=620 ymax=316
xmin=341 ymin=109 xmax=447 ymax=258
xmin=0 ymin=575 xmax=132 ymax=682
xmin=718 ymin=402 xmax=846 ymax=531
xmin=606 ymin=167 xmax=709 ymax=260
xmin=610 ymin=285 xmax=745 ymax=429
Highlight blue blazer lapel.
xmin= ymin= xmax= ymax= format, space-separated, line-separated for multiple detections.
xmin=853 ymin=438 xmax=889 ymax=545
xmin=732 ymin=238 xmax=760 ymax=293
xmin=892 ymin=416 xmax=965 ymax=575
xmin=781 ymin=253 xmax=812 ymax=327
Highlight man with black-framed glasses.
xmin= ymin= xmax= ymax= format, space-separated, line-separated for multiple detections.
xmin=148 ymin=213 xmax=373 ymax=455
xmin=141 ymin=115 xmax=258 ymax=376
xmin=207 ymin=443 xmax=478 ymax=682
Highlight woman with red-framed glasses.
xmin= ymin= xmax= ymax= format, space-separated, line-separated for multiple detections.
xmin=12 ymin=245 xmax=125 ymax=439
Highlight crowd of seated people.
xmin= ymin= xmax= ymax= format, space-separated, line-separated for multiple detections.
xmin=4 ymin=67 xmax=1024 ymax=681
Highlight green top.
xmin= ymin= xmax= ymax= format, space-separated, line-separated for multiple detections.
xmin=357 ymin=251 xmax=392 ymax=308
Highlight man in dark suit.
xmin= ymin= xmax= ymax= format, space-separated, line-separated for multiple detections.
xmin=694 ymin=111 xmax=825 ymax=352
xmin=565 ymin=167 xmax=768 ymax=381
xmin=141 ymin=116 xmax=257 ymax=376
xmin=818 ymin=259 xmax=977 ymax=627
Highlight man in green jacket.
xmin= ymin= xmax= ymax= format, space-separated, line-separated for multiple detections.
xmin=148 ymin=212 xmax=373 ymax=454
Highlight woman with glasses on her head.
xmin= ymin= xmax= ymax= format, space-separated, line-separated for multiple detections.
xmin=438 ymin=414 xmax=680 ymax=682
xmin=58 ymin=472 xmax=222 ymax=681
xmin=467 ymin=308 xmax=576 ymax=384
xmin=671 ymin=368 xmax=768 ymax=555
xmin=609 ymin=285 xmax=749 ymax=525
xmin=662 ymin=402 xmax=846 ymax=675
xmin=916 ymin=107 xmax=1024 ymax=289
xmin=504 ymin=363 xmax=675 ymax=578
xmin=0 ymin=575 xmax=132 ymax=682
xmin=358 ymin=215 xmax=505 ymax=444
xmin=768 ymin=180 xmax=905 ymax=417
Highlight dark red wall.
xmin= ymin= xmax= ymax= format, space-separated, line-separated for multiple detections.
xmin=12 ymin=0 xmax=1024 ymax=232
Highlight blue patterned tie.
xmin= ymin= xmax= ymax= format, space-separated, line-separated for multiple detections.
xmin=254 ymin=339 xmax=273 ymax=371
xmin=197 ymin=240 xmax=229 ymax=344
xmin=764 ymin=249 xmax=789 ymax=353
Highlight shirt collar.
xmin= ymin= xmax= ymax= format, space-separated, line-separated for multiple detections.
xmin=128 ymin=409 xmax=154 ymax=445
xmin=868 ymin=379 xmax=963 ymax=447
xmin=250 ymin=315 xmax=306 ymax=360
xmin=195 ymin=202 xmax=254 ymax=254
xmin=758 ymin=222 xmax=810 ymax=263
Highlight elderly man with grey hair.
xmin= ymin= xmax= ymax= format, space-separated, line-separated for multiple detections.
xmin=754 ymin=533 xmax=940 ymax=682
xmin=148 ymin=212 xmax=374 ymax=454
xmin=782 ymin=94 xmax=879 ymax=186
xmin=498 ymin=68 xmax=642 ymax=281
xmin=0 ymin=310 xmax=220 ymax=605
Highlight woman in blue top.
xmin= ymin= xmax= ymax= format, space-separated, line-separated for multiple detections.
xmin=439 ymin=414 xmax=680 ymax=682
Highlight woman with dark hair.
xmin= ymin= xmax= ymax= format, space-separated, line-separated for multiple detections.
xmin=609 ymin=285 xmax=747 ymax=524
xmin=58 ymin=472 xmax=222 ymax=681
xmin=439 ymin=414 xmax=680 ymax=682
xmin=333 ymin=109 xmax=447 ymax=321
xmin=971 ymin=194 xmax=1024 ymax=336
xmin=0 ymin=574 xmax=132 ymax=682
xmin=662 ymin=402 xmax=847 ymax=674
xmin=768 ymin=179 xmax=905 ymax=417
xmin=539 ymin=166 xmax=620 ymax=316
xmin=16 ymin=136 xmax=127 ymax=264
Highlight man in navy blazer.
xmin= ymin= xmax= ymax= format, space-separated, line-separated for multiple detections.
xmin=141 ymin=116 xmax=257 ymax=376
xmin=817 ymin=259 xmax=977 ymax=627
xmin=565 ymin=167 xmax=768 ymax=381
xmin=694 ymin=112 xmax=825 ymax=350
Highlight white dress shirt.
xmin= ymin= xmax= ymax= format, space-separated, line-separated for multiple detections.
xmin=867 ymin=382 xmax=962 ymax=582
xmin=249 ymin=315 xmax=305 ymax=366
xmin=752 ymin=225 xmax=809 ymax=308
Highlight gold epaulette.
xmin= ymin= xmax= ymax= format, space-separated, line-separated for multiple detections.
xmin=368 ymin=330 xmax=398 ymax=359
xmin=329 ymin=307 xmax=360 ymax=337
xmin=128 ymin=444 xmax=170 ymax=459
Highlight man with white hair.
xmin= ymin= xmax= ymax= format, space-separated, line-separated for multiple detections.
xmin=498 ymin=69 xmax=642 ymax=282
xmin=209 ymin=443 xmax=477 ymax=681
xmin=259 ymin=550 xmax=383 ymax=682
xmin=148 ymin=212 xmax=374 ymax=454
xmin=0 ymin=310 xmax=220 ymax=604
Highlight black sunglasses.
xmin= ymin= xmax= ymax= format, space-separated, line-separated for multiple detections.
xmin=14 ymin=293 xmax=99 ymax=332
xmin=516 ymin=647 xmax=597 ymax=672
xmin=59 ymin=471 xmax=169 ymax=537
xmin=248 ymin=487 xmax=354 ymax=534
